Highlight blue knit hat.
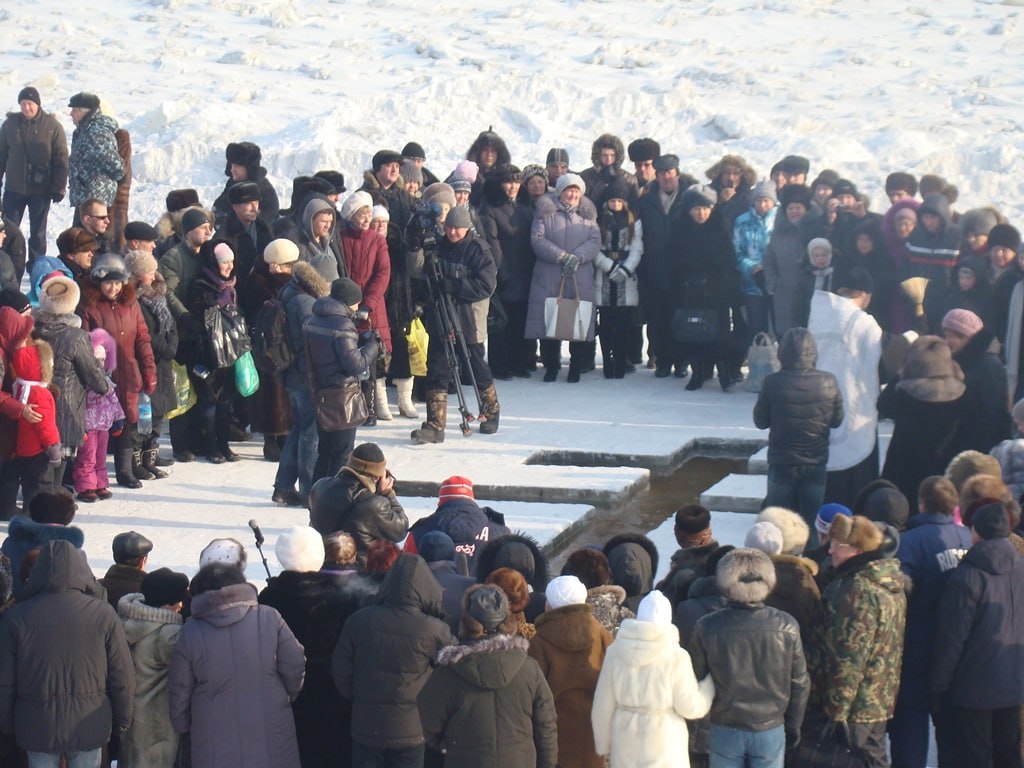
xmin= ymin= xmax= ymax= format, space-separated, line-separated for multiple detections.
xmin=815 ymin=503 xmax=851 ymax=536
xmin=419 ymin=531 xmax=455 ymax=563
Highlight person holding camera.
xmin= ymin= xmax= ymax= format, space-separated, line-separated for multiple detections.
xmin=304 ymin=277 xmax=383 ymax=480
xmin=411 ymin=204 xmax=499 ymax=443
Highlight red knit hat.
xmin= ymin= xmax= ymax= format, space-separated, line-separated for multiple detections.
xmin=438 ymin=476 xmax=474 ymax=505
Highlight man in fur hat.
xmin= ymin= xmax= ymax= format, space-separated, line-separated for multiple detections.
xmin=627 ymin=138 xmax=660 ymax=192
xmin=810 ymin=514 xmax=906 ymax=767
xmin=215 ymin=180 xmax=272 ymax=289
xmin=690 ymin=548 xmax=809 ymax=765
xmin=212 ymin=141 xmax=279 ymax=228
xmin=580 ymin=134 xmax=638 ymax=209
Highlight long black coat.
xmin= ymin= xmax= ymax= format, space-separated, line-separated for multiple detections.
xmin=135 ymin=276 xmax=179 ymax=419
xmin=259 ymin=570 xmax=374 ymax=768
xmin=332 ymin=555 xmax=455 ymax=749
xmin=477 ymin=179 xmax=535 ymax=303
xmin=0 ymin=541 xmax=134 ymax=753
xmin=953 ymin=328 xmax=1010 ymax=453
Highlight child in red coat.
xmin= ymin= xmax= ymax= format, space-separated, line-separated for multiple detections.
xmin=9 ymin=335 xmax=61 ymax=508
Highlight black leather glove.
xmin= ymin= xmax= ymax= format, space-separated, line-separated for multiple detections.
xmin=51 ymin=191 xmax=65 ymax=204
xmin=358 ymin=330 xmax=374 ymax=346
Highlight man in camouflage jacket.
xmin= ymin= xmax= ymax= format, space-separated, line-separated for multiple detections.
xmin=810 ymin=514 xmax=906 ymax=768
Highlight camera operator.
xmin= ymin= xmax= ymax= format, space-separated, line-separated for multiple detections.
xmin=411 ymin=205 xmax=500 ymax=443
xmin=303 ymin=277 xmax=384 ymax=480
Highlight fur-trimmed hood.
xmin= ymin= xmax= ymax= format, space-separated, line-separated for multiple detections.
xmin=435 ymin=633 xmax=530 ymax=690
xmin=88 ymin=327 xmax=118 ymax=372
xmin=756 ymin=507 xmax=810 ymax=555
xmin=466 ymin=129 xmax=511 ymax=170
xmin=772 ymin=553 xmax=819 ymax=578
xmin=716 ymin=547 xmax=776 ymax=604
xmin=589 ymin=133 xmax=626 ymax=170
xmin=10 ymin=338 xmax=54 ymax=385
xmin=360 ymin=168 xmax=406 ymax=196
xmin=705 ymin=154 xmax=757 ymax=189
xmin=475 ymin=533 xmax=549 ymax=592
xmin=117 ymin=591 xmax=184 ymax=647
xmin=604 ymin=533 xmax=658 ymax=597
xmin=290 ymin=261 xmax=330 ymax=299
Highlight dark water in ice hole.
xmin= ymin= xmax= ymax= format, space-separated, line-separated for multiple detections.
xmin=547 ymin=456 xmax=746 ymax=571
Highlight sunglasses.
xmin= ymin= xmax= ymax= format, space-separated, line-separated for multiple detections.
xmin=87 ymin=213 xmax=110 ymax=220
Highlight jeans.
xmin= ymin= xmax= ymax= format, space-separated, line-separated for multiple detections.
xmin=709 ymin=723 xmax=784 ymax=768
xmin=352 ymin=742 xmax=424 ymax=768
xmin=2 ymin=188 xmax=51 ymax=270
xmin=314 ymin=426 xmax=356 ymax=483
xmin=743 ymin=294 xmax=771 ymax=345
xmin=276 ymin=385 xmax=318 ymax=496
xmin=764 ymin=462 xmax=828 ymax=528
xmin=26 ymin=749 xmax=102 ymax=768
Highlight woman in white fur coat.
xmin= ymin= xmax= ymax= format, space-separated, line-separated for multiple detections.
xmin=591 ymin=591 xmax=715 ymax=768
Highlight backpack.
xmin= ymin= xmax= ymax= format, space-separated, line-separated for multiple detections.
xmin=250 ymin=297 xmax=294 ymax=373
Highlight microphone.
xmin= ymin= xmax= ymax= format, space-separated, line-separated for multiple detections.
xmin=248 ymin=519 xmax=264 ymax=547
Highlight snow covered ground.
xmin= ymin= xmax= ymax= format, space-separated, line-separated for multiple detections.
xmin=2 ymin=0 xmax=1023 ymax=237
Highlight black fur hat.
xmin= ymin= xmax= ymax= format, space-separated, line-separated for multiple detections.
xmin=560 ymin=548 xmax=613 ymax=589
xmin=224 ymin=141 xmax=262 ymax=176
xmin=475 ymin=533 xmax=549 ymax=591
xmin=627 ymin=138 xmax=661 ymax=163
xmin=314 ymin=170 xmax=346 ymax=195
xmin=165 ymin=188 xmax=200 ymax=213
xmin=778 ymin=184 xmax=813 ymax=210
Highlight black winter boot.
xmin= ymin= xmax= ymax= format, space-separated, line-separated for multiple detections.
xmin=411 ymin=390 xmax=447 ymax=444
xmin=142 ymin=434 xmax=169 ymax=478
xmin=132 ymin=449 xmax=155 ymax=481
xmin=478 ymin=384 xmax=500 ymax=435
xmin=115 ymin=428 xmax=142 ymax=488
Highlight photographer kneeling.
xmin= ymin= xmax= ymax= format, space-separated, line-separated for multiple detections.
xmin=412 ymin=205 xmax=500 ymax=443
xmin=303 ymin=277 xmax=383 ymax=481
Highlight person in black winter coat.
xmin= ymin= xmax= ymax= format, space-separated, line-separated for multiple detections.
xmin=259 ymin=526 xmax=375 ymax=768
xmin=941 ymin=309 xmax=1010 ymax=454
xmin=475 ymin=533 xmax=550 ymax=623
xmin=932 ymin=502 xmax=1024 ymax=767
xmin=670 ymin=185 xmax=741 ymax=391
xmin=923 ymin=255 xmax=992 ymax=334
xmin=404 ymin=475 xmax=510 ymax=575
xmin=477 ymin=165 xmax=536 ymax=379
xmin=879 ymin=335 xmax=969 ymax=504
xmin=308 ymin=442 xmax=408 ymax=567
xmin=332 ymin=554 xmax=455 ymax=767
xmin=411 ymin=205 xmax=499 ymax=443
xmin=603 ymin=533 xmax=659 ymax=614
xmin=0 ymin=540 xmax=134 ymax=764
xmin=303 ymin=278 xmax=381 ymax=480
xmin=754 ymin=327 xmax=844 ymax=525
xmin=903 ymin=193 xmax=961 ymax=288
xmin=656 ymin=505 xmax=720 ymax=611
xmin=212 ymin=141 xmax=279 ymax=229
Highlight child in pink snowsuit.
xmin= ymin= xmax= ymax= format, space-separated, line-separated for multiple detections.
xmin=74 ymin=329 xmax=125 ymax=502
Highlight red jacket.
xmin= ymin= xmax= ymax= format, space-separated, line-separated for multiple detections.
xmin=80 ymin=282 xmax=156 ymax=423
xmin=9 ymin=342 xmax=59 ymax=457
xmin=341 ymin=225 xmax=392 ymax=351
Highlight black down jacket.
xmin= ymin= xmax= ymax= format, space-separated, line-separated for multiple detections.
xmin=303 ymin=295 xmax=379 ymax=392
xmin=332 ymin=555 xmax=456 ymax=749
xmin=753 ymin=327 xmax=844 ymax=466
xmin=0 ymin=540 xmax=135 ymax=753
xmin=477 ymin=178 xmax=536 ymax=303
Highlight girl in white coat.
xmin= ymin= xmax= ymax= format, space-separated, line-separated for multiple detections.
xmin=592 ymin=591 xmax=714 ymax=768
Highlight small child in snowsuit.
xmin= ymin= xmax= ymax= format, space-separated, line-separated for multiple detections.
xmin=9 ymin=334 xmax=61 ymax=508
xmin=74 ymin=329 xmax=125 ymax=502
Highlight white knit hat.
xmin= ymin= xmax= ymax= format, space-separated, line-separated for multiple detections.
xmin=340 ymin=191 xmax=374 ymax=222
xmin=371 ymin=205 xmax=390 ymax=222
xmin=636 ymin=591 xmax=672 ymax=625
xmin=275 ymin=526 xmax=326 ymax=573
xmin=545 ymin=575 xmax=587 ymax=609
xmin=555 ymin=173 xmax=586 ymax=196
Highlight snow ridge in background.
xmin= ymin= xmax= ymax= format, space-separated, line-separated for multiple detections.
xmin=1 ymin=0 xmax=1023 ymax=240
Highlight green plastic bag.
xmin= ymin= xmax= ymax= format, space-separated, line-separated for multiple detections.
xmin=234 ymin=350 xmax=260 ymax=397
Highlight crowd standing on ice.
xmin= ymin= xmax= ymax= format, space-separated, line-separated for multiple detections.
xmin=0 ymin=86 xmax=1023 ymax=767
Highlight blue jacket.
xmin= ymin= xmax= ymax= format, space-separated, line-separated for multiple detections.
xmin=733 ymin=205 xmax=777 ymax=296
xmin=407 ymin=498 xmax=511 ymax=576
xmin=932 ymin=538 xmax=1024 ymax=708
xmin=896 ymin=513 xmax=971 ymax=703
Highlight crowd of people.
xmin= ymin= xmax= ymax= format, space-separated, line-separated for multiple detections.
xmin=2 ymin=85 xmax=1024 ymax=767
xmin=0 ymin=448 xmax=1021 ymax=768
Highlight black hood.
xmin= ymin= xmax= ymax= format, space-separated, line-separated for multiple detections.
xmin=603 ymin=533 xmax=658 ymax=597
xmin=778 ymin=327 xmax=817 ymax=370
xmin=475 ymin=533 xmax=548 ymax=592
xmin=376 ymin=553 xmax=446 ymax=620
xmin=21 ymin=540 xmax=96 ymax=599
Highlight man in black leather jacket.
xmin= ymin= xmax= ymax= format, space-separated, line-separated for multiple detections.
xmin=690 ymin=547 xmax=809 ymax=766
xmin=754 ymin=326 xmax=844 ymax=527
